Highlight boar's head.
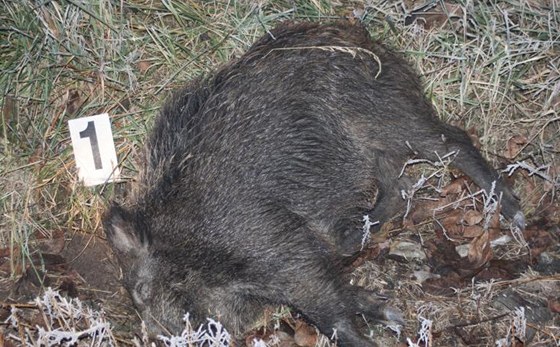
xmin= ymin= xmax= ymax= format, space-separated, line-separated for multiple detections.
xmin=103 ymin=203 xmax=198 ymax=335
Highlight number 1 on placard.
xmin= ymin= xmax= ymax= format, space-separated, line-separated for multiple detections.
xmin=79 ymin=121 xmax=102 ymax=170
xmin=68 ymin=113 xmax=120 ymax=186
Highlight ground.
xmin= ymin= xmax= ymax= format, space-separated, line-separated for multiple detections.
xmin=0 ymin=1 xmax=559 ymax=346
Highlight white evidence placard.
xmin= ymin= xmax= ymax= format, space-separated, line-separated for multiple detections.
xmin=68 ymin=113 xmax=120 ymax=186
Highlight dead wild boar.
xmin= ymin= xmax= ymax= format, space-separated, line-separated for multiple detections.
xmin=104 ymin=22 xmax=523 ymax=346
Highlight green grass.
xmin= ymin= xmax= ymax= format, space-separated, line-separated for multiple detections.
xmin=1 ymin=0 xmax=558 ymax=346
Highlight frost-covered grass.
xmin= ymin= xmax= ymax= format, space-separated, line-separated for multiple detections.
xmin=157 ymin=314 xmax=230 ymax=347
xmin=5 ymin=288 xmax=116 ymax=346
xmin=1 ymin=0 xmax=558 ymax=346
xmin=2 ymin=288 xmax=535 ymax=346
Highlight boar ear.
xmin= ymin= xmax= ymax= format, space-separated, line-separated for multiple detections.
xmin=104 ymin=202 xmax=149 ymax=256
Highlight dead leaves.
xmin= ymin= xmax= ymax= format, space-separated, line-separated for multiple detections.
xmin=506 ymin=135 xmax=528 ymax=160
xmin=293 ymin=321 xmax=318 ymax=347
xmin=402 ymin=172 xmax=519 ymax=271
xmin=394 ymin=162 xmax=559 ymax=299
xmin=463 ymin=210 xmax=483 ymax=226
xmin=404 ymin=1 xmax=465 ymax=30
xmin=548 ymin=297 xmax=560 ymax=314
xmin=467 ymin=227 xmax=491 ymax=269
xmin=245 ymin=316 xmax=319 ymax=347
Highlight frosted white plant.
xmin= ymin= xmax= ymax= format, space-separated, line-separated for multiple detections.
xmin=513 ymin=307 xmax=527 ymax=342
xmin=204 ymin=318 xmax=231 ymax=345
xmin=400 ymin=174 xmax=430 ymax=220
xmin=387 ymin=323 xmax=402 ymax=339
xmin=5 ymin=306 xmax=20 ymax=328
xmin=158 ymin=314 xmax=231 ymax=347
xmin=398 ymin=150 xmax=457 ymax=177
xmin=481 ymin=181 xmax=499 ymax=230
xmin=37 ymin=323 xmax=112 ymax=346
xmin=502 ymin=161 xmax=556 ymax=187
xmin=407 ymin=316 xmax=432 ymax=347
xmin=496 ymin=306 xmax=527 ymax=347
xmin=361 ymin=215 xmax=379 ymax=250
xmin=315 ymin=333 xmax=334 ymax=347
xmin=398 ymin=150 xmax=460 ymax=221
xmin=252 ymin=338 xmax=268 ymax=347
xmin=36 ymin=287 xmax=86 ymax=326
xmin=4 ymin=288 xmax=116 ymax=346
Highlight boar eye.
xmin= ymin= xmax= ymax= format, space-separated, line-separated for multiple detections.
xmin=133 ymin=281 xmax=151 ymax=305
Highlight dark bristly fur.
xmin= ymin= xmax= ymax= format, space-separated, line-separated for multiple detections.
xmin=104 ymin=22 xmax=523 ymax=346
